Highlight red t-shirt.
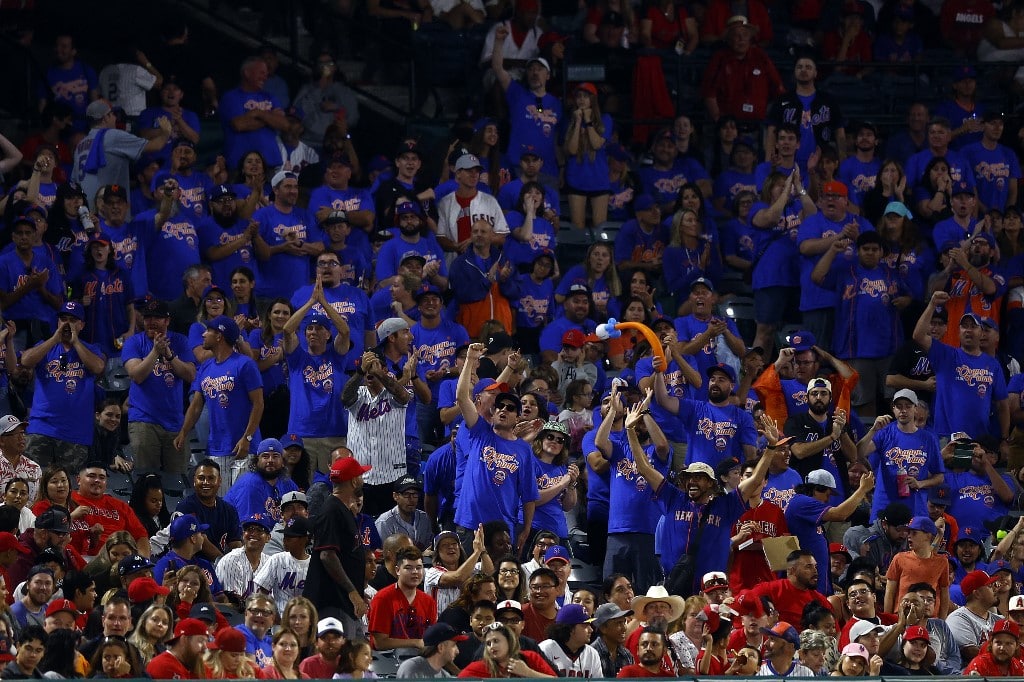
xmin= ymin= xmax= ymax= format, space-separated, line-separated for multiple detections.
xmin=71 ymin=492 xmax=148 ymax=545
xmin=522 ymin=603 xmax=556 ymax=643
xmin=147 ymin=651 xmax=198 ymax=679
xmin=616 ymin=663 xmax=676 ymax=678
xmin=458 ymin=651 xmax=555 ymax=678
xmin=299 ymin=654 xmax=338 ymax=678
xmin=728 ymin=500 xmax=789 ymax=595
xmin=837 ymin=613 xmax=899 ymax=648
xmin=367 ymin=583 xmax=437 ymax=647
xmin=727 ymin=628 xmax=767 ymax=661
xmin=695 ymin=651 xmax=727 ymax=675
xmin=625 ymin=626 xmax=673 ymax=675
xmin=750 ymin=578 xmax=832 ymax=627
xmin=964 ymin=651 xmax=1024 ymax=676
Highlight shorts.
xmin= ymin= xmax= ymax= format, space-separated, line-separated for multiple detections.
xmin=564 ymin=185 xmax=611 ymax=198
xmin=754 ymin=286 xmax=799 ymax=325
xmin=849 ymin=356 xmax=893 ymax=407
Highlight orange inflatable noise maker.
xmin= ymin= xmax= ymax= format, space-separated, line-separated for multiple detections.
xmin=594 ymin=319 xmax=666 ymax=370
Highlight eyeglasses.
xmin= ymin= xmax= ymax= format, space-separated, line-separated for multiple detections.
xmin=499 ymin=617 xmax=523 ymax=625
xmin=498 ymin=568 xmax=519 ymax=575
xmin=543 ymin=434 xmax=567 ymax=445
xmin=530 ymin=583 xmax=555 ymax=591
xmin=495 ymin=403 xmax=518 ymax=413
xmin=248 ymin=608 xmax=274 ymax=617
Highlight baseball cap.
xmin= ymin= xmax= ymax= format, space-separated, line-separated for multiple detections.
xmin=393 ymin=476 xmax=421 ymax=493
xmin=829 ymin=543 xmax=853 ymax=562
xmin=848 ymin=620 xmax=886 ymax=642
xmin=951 ymin=180 xmax=975 ymax=196
xmin=208 ymin=627 xmax=247 ymax=653
xmin=281 ymin=491 xmax=308 ymax=508
xmin=760 ymin=622 xmax=801 ymax=646
xmin=883 ymin=201 xmax=913 ymax=220
xmin=800 ymin=630 xmax=828 ymax=651
xmin=99 ymin=184 xmax=128 ymax=201
xmin=701 ymin=571 xmax=729 ymax=592
xmin=486 ymin=332 xmax=517 ymax=353
xmin=928 ymin=484 xmax=953 ymax=507
xmin=414 ymin=284 xmax=442 ymax=302
xmin=283 ymin=516 xmax=313 ymax=538
xmin=140 ymin=299 xmax=170 ymax=318
xmin=36 ymin=507 xmax=70 ymax=534
xmin=983 ymin=110 xmax=1006 ymax=123
xmin=961 ymin=570 xmax=999 ymax=598
xmin=993 ymin=619 xmax=1021 ymax=640
xmin=455 ymin=154 xmax=483 ymax=172
xmin=841 ymin=642 xmax=870 ymax=661
xmin=329 ymin=457 xmax=372 ymax=483
xmin=210 ymin=184 xmax=236 ymax=201
xmin=566 ymin=282 xmax=591 ymax=298
xmin=806 ymin=377 xmax=832 ymax=394
xmin=395 ymin=201 xmax=422 ymax=217
xmin=318 ymin=617 xmax=345 ymax=636
xmin=59 ymin=301 xmax=84 ymax=321
xmin=907 ymin=516 xmax=938 ymax=535
xmin=0 ymin=533 xmax=27 ymax=555
xmin=903 ymin=625 xmax=929 ymax=643
xmin=822 ymin=180 xmax=848 ymax=197
xmin=892 ymin=389 xmax=919 ymax=405
xmin=169 ymin=515 xmax=210 ymax=542
xmin=169 ymin=618 xmax=209 ymax=643
xmin=526 ymin=56 xmax=551 ymax=71
xmin=395 ymin=139 xmax=422 ymax=159
xmin=1009 ymin=595 xmax=1024 ymax=612
xmin=593 ymin=603 xmax=633 ymax=627
xmin=283 ymin=433 xmax=304 ymax=449
xmin=562 ymin=329 xmax=586 ymax=348
xmin=86 ymin=100 xmax=113 ymax=121
xmin=555 ymin=604 xmax=595 ymax=625
xmin=433 ymin=530 xmax=459 ymax=552
xmin=400 ymin=250 xmax=427 ymax=266
xmin=0 ymin=416 xmax=24 ymax=435
xmin=306 ymin=314 xmax=331 ymax=330
xmin=377 ymin=317 xmax=409 ymax=342
xmin=117 ymin=554 xmax=153 ymax=577
xmin=788 ymin=331 xmax=817 ymax=351
xmin=242 ymin=513 xmax=274 ymax=532
xmin=972 ymin=231 xmax=997 ymax=247
xmin=204 ymin=315 xmax=240 ymax=345
xmin=705 ymin=363 xmax=737 ymax=384
xmin=954 ymin=65 xmax=977 ymax=81
xmin=806 ymin=469 xmax=837 ymax=489
xmin=690 ymin=277 xmax=715 ymax=292
xmin=257 ymin=438 xmax=284 ymax=455
xmin=495 ymin=599 xmax=523 ymax=616
xmin=633 ymin=195 xmax=656 ymax=212
xmin=127 ymin=577 xmax=170 ymax=603
xmin=270 ymin=170 xmax=298 ymax=187
xmin=44 ymin=599 xmax=78 ymax=619
xmin=321 ymin=210 xmax=348 ymax=225
xmin=424 ymin=623 xmax=469 ymax=647
xmin=543 ymin=545 xmax=570 ymax=565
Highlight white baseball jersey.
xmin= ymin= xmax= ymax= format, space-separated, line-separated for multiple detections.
xmin=98 ymin=64 xmax=157 ymax=116
xmin=538 ymin=641 xmax=602 ymax=678
xmin=216 ymin=548 xmax=267 ymax=601
xmin=347 ymin=385 xmax=408 ymax=486
xmin=252 ymin=552 xmax=309 ymax=613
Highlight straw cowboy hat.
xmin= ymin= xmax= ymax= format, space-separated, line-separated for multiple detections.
xmin=630 ymin=585 xmax=686 ymax=621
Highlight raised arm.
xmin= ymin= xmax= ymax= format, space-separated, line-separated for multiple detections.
xmin=457 ymin=343 xmax=484 ymax=428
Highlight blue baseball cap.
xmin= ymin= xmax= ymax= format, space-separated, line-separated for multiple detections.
xmin=705 ymin=363 xmax=737 ymax=384
xmin=204 ymin=315 xmax=240 ymax=345
xmin=169 ymin=515 xmax=210 ymax=543
xmin=242 ymin=513 xmax=274 ymax=532
xmin=256 ymin=438 xmax=284 ymax=455
xmin=788 ymin=330 xmax=817 ymax=351
xmin=633 ymin=195 xmax=656 ymax=212
xmin=59 ymin=301 xmax=84 ymax=321
xmin=543 ymin=545 xmax=571 ymax=565
xmin=283 ymin=434 xmax=304 ymax=449
xmin=306 ymin=314 xmax=331 ymax=329
xmin=907 ymin=515 xmax=937 ymax=536
xmin=414 ymin=284 xmax=443 ymax=302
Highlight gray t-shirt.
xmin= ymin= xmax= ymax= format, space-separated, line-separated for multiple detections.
xmin=396 ymin=656 xmax=451 ymax=678
xmin=72 ymin=127 xmax=147 ymax=214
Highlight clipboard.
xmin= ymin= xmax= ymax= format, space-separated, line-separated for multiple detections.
xmin=762 ymin=535 xmax=801 ymax=571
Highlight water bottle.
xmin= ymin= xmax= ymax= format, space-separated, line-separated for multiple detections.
xmin=896 ymin=466 xmax=910 ymax=497
xmin=77 ymin=206 xmax=95 ymax=233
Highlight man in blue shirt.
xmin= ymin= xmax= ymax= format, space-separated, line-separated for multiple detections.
xmin=674 ymin=277 xmax=747 ymax=401
xmin=962 ymin=111 xmax=1020 ymax=212
xmin=175 ymin=458 xmax=243 ymax=561
xmin=225 ymin=438 xmax=300 ymax=524
xmin=122 ymin=299 xmax=196 ymax=475
xmin=152 ymin=515 xmax=225 ymax=600
xmin=411 ymin=285 xmax=469 ymax=447
xmin=838 ymin=122 xmax=881 ymax=209
xmin=254 ymin=171 xmax=326 ymax=301
xmin=219 ymin=56 xmax=290 ymax=168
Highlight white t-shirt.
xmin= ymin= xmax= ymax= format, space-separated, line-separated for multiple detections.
xmin=252 ymin=552 xmax=310 ymax=613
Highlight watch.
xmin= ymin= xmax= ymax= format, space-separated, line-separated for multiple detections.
xmin=245 ymin=434 xmax=253 ymax=442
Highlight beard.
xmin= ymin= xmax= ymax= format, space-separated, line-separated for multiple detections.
xmin=257 ymin=466 xmax=281 ymax=481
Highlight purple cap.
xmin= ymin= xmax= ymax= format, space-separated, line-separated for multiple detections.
xmin=543 ymin=545 xmax=571 ymax=564
xmin=59 ymin=301 xmax=84 ymax=321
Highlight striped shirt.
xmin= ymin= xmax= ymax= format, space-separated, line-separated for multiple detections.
xmin=98 ymin=64 xmax=157 ymax=116
xmin=216 ymin=548 xmax=266 ymax=601
xmin=347 ymin=385 xmax=409 ymax=486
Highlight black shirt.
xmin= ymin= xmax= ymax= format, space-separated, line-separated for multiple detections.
xmin=304 ymin=494 xmax=366 ymax=618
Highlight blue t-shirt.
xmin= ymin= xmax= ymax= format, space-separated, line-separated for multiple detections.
xmin=375 ymin=234 xmax=447 ymax=284
xmin=219 ymin=87 xmax=284 ymax=167
xmin=512 ymin=275 xmax=554 ymax=330
xmin=613 ymin=220 xmax=669 ymax=269
xmin=538 ymin=316 xmax=596 ymax=355
xmin=498 ymin=179 xmax=560 ymax=215
xmin=503 ymin=212 xmax=556 ymax=269
xmin=963 ymin=141 xmax=1022 ymax=212
xmin=247 ymin=329 xmax=287 ymax=394
xmin=763 ymin=468 xmax=803 ymax=511
xmin=224 ymin=473 xmax=299 ymax=524
xmin=905 ymin=148 xmax=974 ymax=189
xmin=191 ymin=352 xmax=263 ymax=456
xmin=868 ymin=423 xmax=944 ymax=519
xmin=722 ymin=217 xmax=755 ymax=262
xmin=136 ymin=106 xmax=202 ymax=163
xmin=74 ymin=268 xmax=135 ymax=356
xmin=883 ymin=243 xmax=934 ymax=303
xmin=197 ymin=216 xmax=258 ymax=288
xmin=654 ymin=484 xmax=746 ymax=586
xmin=138 ymin=209 xmax=201 ymax=301
xmin=606 ymin=430 xmax=670 ymax=534
xmin=637 ymin=159 xmax=710 ymax=208
xmin=838 ymin=157 xmax=881 ymax=207
xmin=175 ymin=495 xmax=243 ymax=553
xmin=674 ymin=399 xmax=757 ymax=469
xmin=43 ymin=61 xmax=97 ymax=123
xmin=928 ymin=341 xmax=1008 ymax=438
xmin=453 ymin=418 xmax=540 ymax=534
xmin=0 ymin=249 xmax=64 ymax=325
xmin=796 ymin=212 xmax=874 ymax=312
xmin=524 ymin=458 xmax=569 ymax=537
xmin=749 ymin=199 xmax=802 ymax=288
xmin=673 ymin=315 xmax=741 ymax=400
xmin=784 ymin=493 xmax=832 ymax=594
xmin=505 ymin=81 xmax=562 ymax=174
xmin=254 ymin=204 xmax=324 ymax=300
xmin=170 ymin=171 xmax=214 ymax=220
xmin=153 ymin=549 xmax=224 ymax=595
xmin=555 ymin=264 xmax=612 ymax=315
xmin=422 ymin=442 xmax=457 ymax=522
xmin=713 ymin=169 xmax=757 ymax=207
xmin=564 ymin=114 xmax=614 ymax=192
xmin=286 ymin=345 xmax=346 ymax=437
xmin=26 ymin=340 xmax=104 ymax=445
xmin=945 ymin=469 xmax=1017 ymax=538
xmin=102 ymin=218 xmax=148 ymax=298
xmin=581 ymin=425 xmax=610 ymax=519
xmin=309 ymin=185 xmax=375 ymax=217
xmin=932 ymin=217 xmax=976 ymax=252
xmin=411 ymin=320 xmax=469 ymax=402
xmin=122 ymin=331 xmax=195 ymax=431
xmin=289 ymin=282 xmax=369 ymax=372
xmin=819 ymin=257 xmax=907 ymax=359
xmin=634 ymin=356 xmax=693 ymax=443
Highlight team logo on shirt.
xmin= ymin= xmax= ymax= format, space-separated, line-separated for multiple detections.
xmin=302 ymin=361 xmax=335 ymax=393
xmin=47 ymin=357 xmax=85 ymax=389
xmin=851 ymin=173 xmax=877 ymax=194
xmin=162 ymin=219 xmax=197 ymax=245
xmin=955 ymin=365 xmax=994 ymax=397
xmin=615 ymin=458 xmax=651 ymax=492
xmin=517 ymin=295 xmax=549 ymax=325
xmin=696 ymin=418 xmax=737 ymax=451
xmin=885 ymin=447 xmax=927 ymax=476
xmin=959 ymin=484 xmax=996 ymax=508
xmin=416 ymin=340 xmax=457 ymax=365
xmin=975 ymin=161 xmax=1011 ymax=185
xmin=524 ymin=104 xmax=558 ymax=137
xmin=481 ymin=445 xmax=520 ymax=486
xmin=764 ymin=486 xmax=795 ymax=510
xmin=201 ymin=374 xmax=236 ymax=405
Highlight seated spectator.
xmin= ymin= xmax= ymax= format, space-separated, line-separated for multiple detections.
xmin=875 ymin=7 xmax=924 ymax=64
xmin=963 ymin=618 xmax=1024 ymax=675
xmin=822 ymin=2 xmax=874 ymax=78
xmin=368 ymin=547 xmax=437 ymax=650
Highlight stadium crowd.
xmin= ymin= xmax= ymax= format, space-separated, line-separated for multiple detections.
xmin=7 ymin=0 xmax=1024 ymax=678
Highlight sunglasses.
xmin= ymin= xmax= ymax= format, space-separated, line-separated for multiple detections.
xmin=495 ymin=402 xmax=519 ymax=413
xmin=543 ymin=434 xmax=567 ymax=445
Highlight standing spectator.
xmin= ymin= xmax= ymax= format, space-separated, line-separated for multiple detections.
xmin=700 ymin=17 xmax=783 ymax=128
xmin=904 ymin=118 xmax=975 ymax=189
xmin=122 ymin=299 xmax=195 ymax=476
xmin=450 ymin=221 xmax=518 ymax=339
xmin=253 ymin=171 xmax=326 ymax=301
xmin=198 ymin=186 xmax=258 ymax=290
xmin=136 ymin=78 xmax=201 ymax=164
xmin=38 ymin=35 xmax=99 ymax=130
xmin=219 ymin=57 xmax=290 ymax=169
xmin=175 ymin=316 xmax=264 ymax=481
xmin=766 ymin=56 xmax=846 ymax=176
xmin=437 ymin=154 xmax=510 ymax=255
xmin=72 ymin=101 xmax=170 ymax=214
xmin=491 ymin=26 xmax=562 ymax=182
xmin=142 ymin=176 xmax=202 ymax=302
xmin=563 ymin=83 xmax=613 ymax=229
xmin=294 ymin=52 xmax=360 ymax=148
xmin=21 ymin=302 xmax=104 ymax=471
xmin=838 ymin=122 xmax=881 ymax=210
xmin=963 ymin=111 xmax=1021 ymax=212
xmin=0 ymin=216 xmax=65 ymax=347
xmin=913 ymin=294 xmax=1009 ymax=441
xmin=883 ymin=516 xmax=950 ymax=616
xmin=303 ymin=457 xmax=372 ymax=638
xmin=941 ymin=0 xmax=996 ymax=57
xmin=821 ymin=2 xmax=874 ymax=78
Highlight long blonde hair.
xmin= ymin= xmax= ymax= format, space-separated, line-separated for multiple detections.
xmin=483 ymin=623 xmax=522 ymax=678
xmin=584 ymin=242 xmax=622 ymax=297
xmin=205 ymin=648 xmax=257 ymax=679
xmin=282 ymin=596 xmax=319 ymax=646
xmin=128 ymin=603 xmax=174 ymax=665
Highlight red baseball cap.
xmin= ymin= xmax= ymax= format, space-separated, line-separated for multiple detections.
xmin=0 ymin=532 xmax=29 ymax=554
xmin=330 ymin=457 xmax=372 ymax=483
xmin=822 ymin=180 xmax=848 ymax=197
xmin=961 ymin=570 xmax=999 ymax=598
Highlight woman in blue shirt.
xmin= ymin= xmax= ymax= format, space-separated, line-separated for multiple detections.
xmin=523 ymin=421 xmax=577 ymax=545
xmin=73 ymin=235 xmax=134 ymax=358
xmin=556 ymin=242 xmax=622 ymax=321
xmin=504 ymin=182 xmax=557 ymax=272
xmin=563 ymin=83 xmax=613 ymax=229
xmin=663 ymin=208 xmax=715 ymax=303
xmin=249 ymin=297 xmax=292 ymax=440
